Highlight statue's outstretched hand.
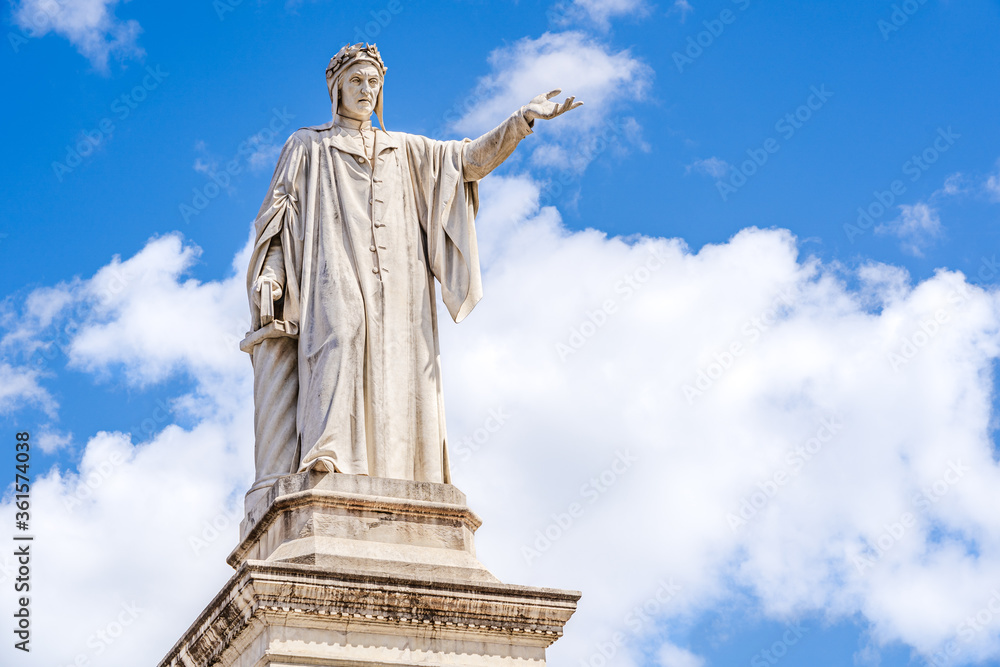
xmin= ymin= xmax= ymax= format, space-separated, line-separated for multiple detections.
xmin=522 ymin=89 xmax=583 ymax=123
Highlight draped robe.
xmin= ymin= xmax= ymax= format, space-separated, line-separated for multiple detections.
xmin=244 ymin=112 xmax=532 ymax=500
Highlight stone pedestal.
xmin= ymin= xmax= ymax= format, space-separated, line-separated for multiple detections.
xmin=158 ymin=472 xmax=579 ymax=667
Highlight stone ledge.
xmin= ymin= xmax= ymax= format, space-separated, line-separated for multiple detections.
xmin=233 ymin=472 xmax=483 ymax=563
xmin=243 ymin=472 xmax=471 ymax=534
xmin=230 ymin=489 xmax=484 ymax=566
xmin=158 ymin=560 xmax=581 ymax=667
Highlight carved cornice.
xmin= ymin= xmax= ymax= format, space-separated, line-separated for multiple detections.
xmin=158 ymin=560 xmax=581 ymax=667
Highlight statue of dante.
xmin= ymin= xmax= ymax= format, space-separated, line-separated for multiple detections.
xmin=242 ymin=43 xmax=581 ymax=508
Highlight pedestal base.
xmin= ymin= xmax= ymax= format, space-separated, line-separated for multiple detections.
xmin=158 ymin=473 xmax=579 ymax=667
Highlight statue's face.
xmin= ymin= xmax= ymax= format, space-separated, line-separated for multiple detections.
xmin=338 ymin=62 xmax=382 ymax=122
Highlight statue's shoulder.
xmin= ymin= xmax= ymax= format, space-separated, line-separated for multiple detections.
xmin=299 ymin=120 xmax=336 ymax=134
xmin=382 ymin=129 xmax=415 ymax=140
xmin=379 ymin=129 xmax=417 ymax=148
xmin=290 ymin=121 xmax=336 ymax=145
xmin=379 ymin=129 xmax=450 ymax=149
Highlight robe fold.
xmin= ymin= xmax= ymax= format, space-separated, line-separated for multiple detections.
xmin=245 ymin=113 xmax=532 ymax=488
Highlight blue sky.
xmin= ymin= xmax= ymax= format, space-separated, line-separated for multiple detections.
xmin=3 ymin=1 xmax=1000 ymax=666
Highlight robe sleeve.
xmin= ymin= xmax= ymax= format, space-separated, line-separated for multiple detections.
xmin=246 ymin=132 xmax=307 ymax=335
xmin=401 ymin=112 xmax=534 ymax=324
xmin=462 ymin=110 xmax=534 ymax=182
xmin=402 ymin=134 xmax=483 ymax=323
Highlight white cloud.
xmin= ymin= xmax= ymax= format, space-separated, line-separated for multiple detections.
xmin=67 ymin=233 xmax=250 ymax=388
xmin=687 ymin=156 xmax=730 ymax=179
xmin=0 ymin=282 xmax=77 ymax=356
xmin=0 ymin=362 xmax=56 ymax=416
xmin=451 ymin=32 xmax=653 ymax=173
xmin=4 ymin=178 xmax=1000 ymax=667
xmin=876 ymin=202 xmax=944 ymax=257
xmin=0 ymin=234 xmax=253 ymax=667
xmin=12 ymin=0 xmax=143 ymax=70
xmin=0 ymin=423 xmax=250 ymax=666
xmin=444 ymin=176 xmax=1000 ymax=667
xmin=35 ymin=426 xmax=73 ymax=453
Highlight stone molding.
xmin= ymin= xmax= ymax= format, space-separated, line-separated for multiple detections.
xmin=157 ymin=560 xmax=581 ymax=667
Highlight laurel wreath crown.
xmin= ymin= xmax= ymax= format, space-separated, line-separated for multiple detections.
xmin=326 ymin=42 xmax=387 ymax=84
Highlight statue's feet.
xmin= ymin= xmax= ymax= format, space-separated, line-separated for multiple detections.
xmin=304 ymin=456 xmax=339 ymax=474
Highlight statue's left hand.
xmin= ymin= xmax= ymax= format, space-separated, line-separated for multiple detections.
xmin=522 ymin=89 xmax=583 ymax=123
xmin=253 ymin=268 xmax=283 ymax=306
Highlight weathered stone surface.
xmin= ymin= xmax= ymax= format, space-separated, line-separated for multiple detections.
xmin=158 ymin=559 xmax=579 ymax=667
xmin=230 ymin=471 xmax=499 ymax=585
xmin=160 ymin=472 xmax=580 ymax=667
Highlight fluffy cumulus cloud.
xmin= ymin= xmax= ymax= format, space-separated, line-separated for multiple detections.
xmin=12 ymin=0 xmax=143 ymax=70
xmin=444 ymin=177 xmax=1000 ymax=667
xmin=450 ymin=31 xmax=653 ymax=172
xmin=64 ymin=234 xmax=251 ymax=388
xmin=4 ymin=178 xmax=1000 ymax=667
xmin=0 ymin=233 xmax=253 ymax=667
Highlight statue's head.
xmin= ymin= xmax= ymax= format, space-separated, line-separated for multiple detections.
xmin=326 ymin=43 xmax=387 ymax=128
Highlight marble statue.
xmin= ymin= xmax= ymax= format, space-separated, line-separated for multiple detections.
xmin=241 ymin=43 xmax=581 ymax=507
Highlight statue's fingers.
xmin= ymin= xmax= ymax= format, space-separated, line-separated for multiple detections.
xmin=546 ymin=88 xmax=562 ymax=100
xmin=556 ymin=98 xmax=578 ymax=114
